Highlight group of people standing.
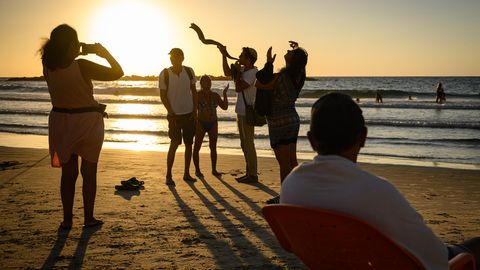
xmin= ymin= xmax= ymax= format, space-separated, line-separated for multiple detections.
xmin=40 ymin=24 xmax=308 ymax=227
xmin=40 ymin=24 xmax=480 ymax=269
xmin=160 ymin=43 xmax=308 ymax=205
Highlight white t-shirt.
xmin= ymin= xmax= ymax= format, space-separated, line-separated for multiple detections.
xmin=158 ymin=66 xmax=196 ymax=115
xmin=235 ymin=67 xmax=258 ymax=116
xmin=281 ymin=155 xmax=448 ymax=270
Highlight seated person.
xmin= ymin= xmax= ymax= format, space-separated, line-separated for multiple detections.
xmin=280 ymin=92 xmax=479 ymax=270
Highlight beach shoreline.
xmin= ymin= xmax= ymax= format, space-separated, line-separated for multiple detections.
xmin=1 ymin=145 xmax=480 ymax=268
xmin=1 ymin=132 xmax=478 ymax=171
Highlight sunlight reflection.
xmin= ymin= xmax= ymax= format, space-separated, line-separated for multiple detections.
xmin=115 ymin=104 xmax=153 ymax=115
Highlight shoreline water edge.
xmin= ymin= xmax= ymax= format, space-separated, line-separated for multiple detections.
xmin=1 ymin=76 xmax=479 ymax=170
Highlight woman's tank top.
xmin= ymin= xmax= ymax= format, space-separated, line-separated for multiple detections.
xmin=45 ymin=60 xmax=98 ymax=108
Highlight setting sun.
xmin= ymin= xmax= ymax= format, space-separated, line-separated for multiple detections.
xmin=85 ymin=0 xmax=173 ymax=75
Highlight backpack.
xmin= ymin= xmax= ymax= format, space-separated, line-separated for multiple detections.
xmin=162 ymin=66 xmax=194 ymax=92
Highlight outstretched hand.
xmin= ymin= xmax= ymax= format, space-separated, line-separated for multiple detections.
xmin=223 ymin=83 xmax=229 ymax=95
xmin=267 ymin=47 xmax=276 ymax=63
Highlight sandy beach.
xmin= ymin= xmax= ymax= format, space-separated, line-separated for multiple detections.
xmin=1 ymin=146 xmax=479 ymax=269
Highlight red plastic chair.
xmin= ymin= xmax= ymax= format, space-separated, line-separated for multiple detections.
xmin=262 ymin=205 xmax=476 ymax=270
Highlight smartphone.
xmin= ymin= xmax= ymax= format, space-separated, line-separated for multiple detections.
xmin=80 ymin=43 xmax=97 ymax=55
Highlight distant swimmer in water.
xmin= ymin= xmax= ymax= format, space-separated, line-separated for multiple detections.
xmin=356 ymin=97 xmax=360 ymax=103
xmin=375 ymin=91 xmax=383 ymax=103
xmin=436 ymin=82 xmax=446 ymax=104
xmin=408 ymin=95 xmax=413 ymax=100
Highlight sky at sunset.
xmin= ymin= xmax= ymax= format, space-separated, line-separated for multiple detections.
xmin=0 ymin=0 xmax=479 ymax=77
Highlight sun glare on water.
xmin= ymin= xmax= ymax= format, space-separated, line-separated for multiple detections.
xmin=86 ymin=0 xmax=173 ymax=76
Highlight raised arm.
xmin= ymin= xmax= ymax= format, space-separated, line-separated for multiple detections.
xmin=217 ymin=83 xmax=229 ymax=110
xmin=78 ymin=43 xmax=123 ymax=81
xmin=218 ymin=45 xmax=232 ymax=77
xmin=255 ymin=47 xmax=278 ymax=90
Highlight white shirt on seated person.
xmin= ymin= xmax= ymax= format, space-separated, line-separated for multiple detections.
xmin=280 ymin=154 xmax=448 ymax=270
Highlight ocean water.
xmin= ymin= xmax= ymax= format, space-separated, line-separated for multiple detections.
xmin=0 ymin=77 xmax=479 ymax=169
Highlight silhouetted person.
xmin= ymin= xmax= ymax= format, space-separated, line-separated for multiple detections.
xmin=159 ymin=48 xmax=197 ymax=186
xmin=41 ymin=24 xmax=123 ymax=229
xmin=375 ymin=91 xmax=383 ymax=103
xmin=218 ymin=45 xmax=259 ymax=183
xmin=436 ymin=82 xmax=446 ymax=104
xmin=193 ymin=75 xmax=229 ymax=177
xmin=255 ymin=42 xmax=308 ymax=204
xmin=281 ymin=92 xmax=480 ymax=270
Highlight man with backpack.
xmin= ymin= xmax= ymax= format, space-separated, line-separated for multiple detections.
xmin=159 ymin=48 xmax=197 ymax=186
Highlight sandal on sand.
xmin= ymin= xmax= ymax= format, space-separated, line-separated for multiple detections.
xmin=121 ymin=177 xmax=144 ymax=186
xmin=266 ymin=195 xmax=280 ymax=204
xmin=212 ymin=171 xmax=222 ymax=177
xmin=237 ymin=175 xmax=258 ymax=183
xmin=235 ymin=174 xmax=248 ymax=181
xmin=115 ymin=182 xmax=140 ymax=191
xmin=183 ymin=175 xmax=197 ymax=182
xmin=84 ymin=219 xmax=104 ymax=228
xmin=59 ymin=222 xmax=72 ymax=230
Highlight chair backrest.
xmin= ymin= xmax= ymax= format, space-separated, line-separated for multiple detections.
xmin=262 ymin=204 xmax=425 ymax=270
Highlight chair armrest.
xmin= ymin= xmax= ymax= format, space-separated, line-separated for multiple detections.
xmin=449 ymin=252 xmax=476 ymax=270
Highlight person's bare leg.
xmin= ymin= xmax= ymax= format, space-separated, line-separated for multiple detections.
xmin=60 ymin=155 xmax=79 ymax=228
xmin=193 ymin=126 xmax=206 ymax=177
xmin=289 ymin=143 xmax=298 ymax=170
xmin=166 ymin=141 xmax=180 ymax=184
xmin=81 ymin=158 xmax=101 ymax=226
xmin=183 ymin=143 xmax=195 ymax=181
xmin=266 ymin=145 xmax=290 ymax=204
xmin=209 ymin=124 xmax=221 ymax=175
xmin=274 ymin=145 xmax=291 ymax=183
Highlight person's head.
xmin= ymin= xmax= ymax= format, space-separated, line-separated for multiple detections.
xmin=284 ymin=46 xmax=308 ymax=90
xmin=308 ymin=92 xmax=367 ymax=161
xmin=169 ymin=48 xmax=184 ymax=67
xmin=40 ymin=24 xmax=80 ymax=70
xmin=239 ymin=47 xmax=257 ymax=66
xmin=200 ymin=75 xmax=211 ymax=91
xmin=437 ymin=82 xmax=443 ymax=89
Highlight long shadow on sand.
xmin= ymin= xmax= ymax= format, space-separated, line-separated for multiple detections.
xmin=214 ymin=175 xmax=263 ymax=214
xmin=41 ymin=228 xmax=70 ymax=269
xmin=187 ymin=179 xmax=293 ymax=268
xmin=254 ymin=182 xmax=279 ymax=198
xmin=41 ymin=225 xmax=101 ymax=269
xmin=68 ymin=225 xmax=102 ymax=269
xmin=169 ymin=186 xmax=244 ymax=268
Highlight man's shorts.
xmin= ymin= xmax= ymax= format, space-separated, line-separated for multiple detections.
xmin=168 ymin=113 xmax=195 ymax=145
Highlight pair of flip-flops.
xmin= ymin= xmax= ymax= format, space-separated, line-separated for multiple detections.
xmin=115 ymin=177 xmax=144 ymax=191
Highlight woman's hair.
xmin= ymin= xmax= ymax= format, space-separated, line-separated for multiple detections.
xmin=200 ymin=75 xmax=210 ymax=84
xmin=200 ymin=75 xmax=211 ymax=89
xmin=283 ymin=48 xmax=308 ymax=91
xmin=40 ymin=24 xmax=78 ymax=71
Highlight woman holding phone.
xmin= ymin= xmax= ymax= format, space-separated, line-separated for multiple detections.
xmin=40 ymin=24 xmax=123 ymax=229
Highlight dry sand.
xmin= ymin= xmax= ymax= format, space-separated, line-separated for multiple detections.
xmin=0 ymin=146 xmax=479 ymax=269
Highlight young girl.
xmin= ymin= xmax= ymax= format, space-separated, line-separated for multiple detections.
xmin=193 ymin=75 xmax=229 ymax=177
